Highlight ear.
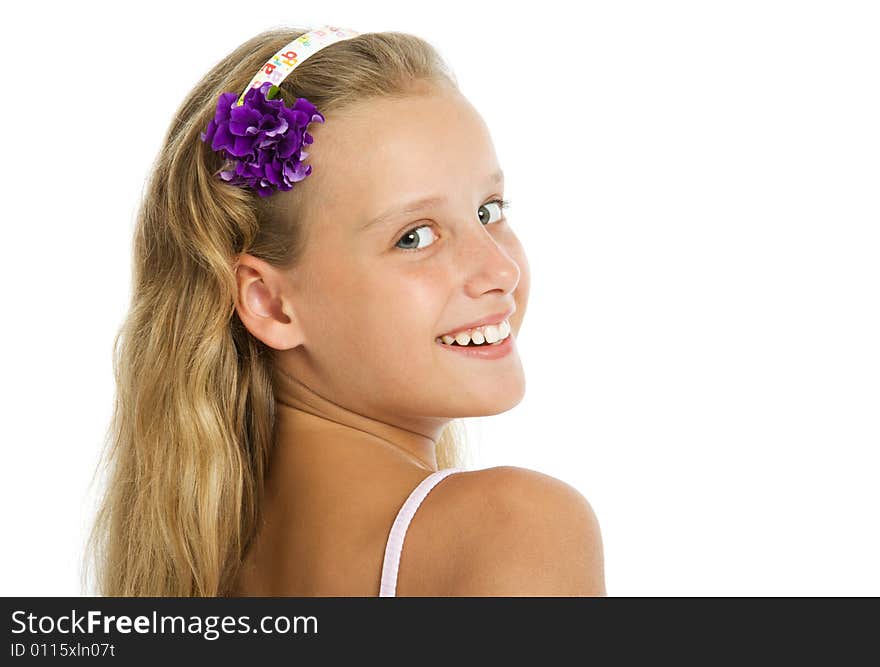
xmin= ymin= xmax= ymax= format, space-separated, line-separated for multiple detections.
xmin=233 ymin=253 xmax=306 ymax=351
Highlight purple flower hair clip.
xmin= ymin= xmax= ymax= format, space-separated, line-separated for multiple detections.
xmin=200 ymin=81 xmax=324 ymax=197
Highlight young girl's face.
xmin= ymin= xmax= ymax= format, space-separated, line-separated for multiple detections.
xmin=277 ymin=83 xmax=530 ymax=422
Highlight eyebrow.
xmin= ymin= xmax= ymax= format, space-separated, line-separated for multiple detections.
xmin=360 ymin=168 xmax=504 ymax=231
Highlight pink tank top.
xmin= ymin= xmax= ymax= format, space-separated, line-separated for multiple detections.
xmin=378 ymin=467 xmax=465 ymax=596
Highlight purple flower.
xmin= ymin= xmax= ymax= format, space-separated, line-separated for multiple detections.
xmin=200 ymin=81 xmax=324 ymax=197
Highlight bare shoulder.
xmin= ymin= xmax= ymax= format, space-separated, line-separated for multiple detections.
xmin=439 ymin=465 xmax=606 ymax=596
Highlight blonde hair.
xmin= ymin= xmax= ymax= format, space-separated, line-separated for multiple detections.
xmin=87 ymin=27 xmax=468 ymax=597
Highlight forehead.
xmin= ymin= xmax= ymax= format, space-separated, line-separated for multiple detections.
xmin=304 ymin=89 xmax=499 ymax=212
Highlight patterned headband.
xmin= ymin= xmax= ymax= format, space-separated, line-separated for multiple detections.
xmin=200 ymin=25 xmax=361 ymax=197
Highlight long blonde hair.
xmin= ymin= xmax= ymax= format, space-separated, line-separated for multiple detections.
xmin=87 ymin=27 xmax=468 ymax=597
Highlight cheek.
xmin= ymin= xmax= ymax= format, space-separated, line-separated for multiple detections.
xmin=307 ymin=265 xmax=444 ymax=398
xmin=343 ymin=267 xmax=450 ymax=399
xmin=352 ymin=263 xmax=449 ymax=344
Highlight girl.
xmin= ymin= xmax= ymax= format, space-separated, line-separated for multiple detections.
xmin=89 ymin=25 xmax=605 ymax=597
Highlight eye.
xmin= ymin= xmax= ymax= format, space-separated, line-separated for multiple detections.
xmin=394 ymin=198 xmax=512 ymax=253
xmin=395 ymin=224 xmax=438 ymax=252
xmin=478 ymin=199 xmax=511 ymax=225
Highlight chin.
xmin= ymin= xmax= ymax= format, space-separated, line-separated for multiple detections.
xmin=452 ymin=380 xmax=526 ymax=417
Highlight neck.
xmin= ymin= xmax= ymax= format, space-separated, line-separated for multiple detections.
xmin=270 ymin=364 xmax=443 ymax=475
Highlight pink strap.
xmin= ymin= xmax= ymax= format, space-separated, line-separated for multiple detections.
xmin=378 ymin=467 xmax=464 ymax=597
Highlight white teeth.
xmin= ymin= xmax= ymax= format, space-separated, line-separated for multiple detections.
xmin=437 ymin=318 xmax=512 ymax=346
xmin=483 ymin=324 xmax=500 ymax=344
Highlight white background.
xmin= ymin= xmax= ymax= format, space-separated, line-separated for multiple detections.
xmin=1 ymin=1 xmax=877 ymax=596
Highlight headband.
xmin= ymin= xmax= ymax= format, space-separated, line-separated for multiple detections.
xmin=200 ymin=25 xmax=361 ymax=197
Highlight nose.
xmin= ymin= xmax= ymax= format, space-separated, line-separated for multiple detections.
xmin=457 ymin=222 xmax=520 ymax=298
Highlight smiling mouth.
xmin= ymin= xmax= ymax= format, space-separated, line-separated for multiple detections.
xmin=435 ymin=318 xmax=512 ymax=346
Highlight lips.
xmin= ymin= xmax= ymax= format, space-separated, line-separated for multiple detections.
xmin=438 ymin=305 xmax=516 ymax=338
xmin=435 ymin=329 xmax=515 ymax=359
